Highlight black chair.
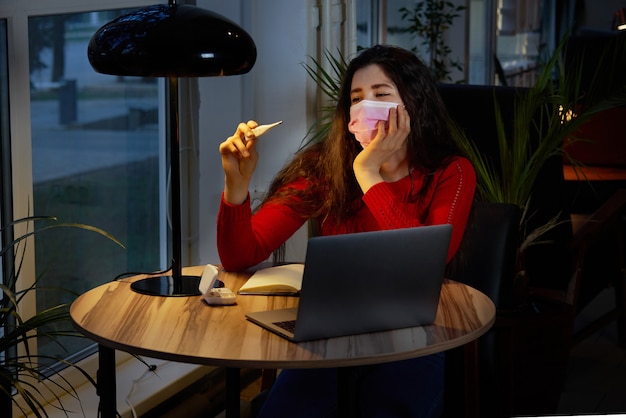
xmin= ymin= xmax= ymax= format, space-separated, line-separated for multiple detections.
xmin=443 ymin=201 xmax=521 ymax=417
xmin=446 ymin=202 xmax=522 ymax=308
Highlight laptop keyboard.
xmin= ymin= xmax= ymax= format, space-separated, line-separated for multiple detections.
xmin=273 ymin=320 xmax=296 ymax=333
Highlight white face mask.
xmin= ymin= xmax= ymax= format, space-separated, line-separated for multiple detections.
xmin=348 ymin=100 xmax=400 ymax=148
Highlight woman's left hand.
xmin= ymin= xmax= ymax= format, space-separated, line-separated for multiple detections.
xmin=353 ymin=105 xmax=411 ymax=193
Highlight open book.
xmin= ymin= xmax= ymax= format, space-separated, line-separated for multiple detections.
xmin=238 ymin=263 xmax=304 ymax=295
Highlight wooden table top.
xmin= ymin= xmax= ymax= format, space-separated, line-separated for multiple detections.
xmin=70 ymin=265 xmax=496 ymax=369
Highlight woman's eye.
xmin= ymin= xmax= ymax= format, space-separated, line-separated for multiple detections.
xmin=351 ymin=97 xmax=362 ymax=104
xmin=376 ymin=92 xmax=390 ymax=97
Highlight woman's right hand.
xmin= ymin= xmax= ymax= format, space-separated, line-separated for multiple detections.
xmin=219 ymin=121 xmax=260 ymax=205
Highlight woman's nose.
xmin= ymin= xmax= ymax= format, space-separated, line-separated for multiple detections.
xmin=363 ymin=91 xmax=377 ymax=101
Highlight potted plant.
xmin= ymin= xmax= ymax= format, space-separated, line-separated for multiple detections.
xmin=1 ymin=215 xmax=122 ymax=417
xmin=452 ymin=35 xmax=626 ymax=288
xmin=301 ymin=49 xmax=348 ymax=148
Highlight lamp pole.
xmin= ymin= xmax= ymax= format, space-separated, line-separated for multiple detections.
xmin=168 ymin=76 xmax=184 ymax=291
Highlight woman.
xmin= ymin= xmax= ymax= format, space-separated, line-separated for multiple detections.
xmin=217 ymin=45 xmax=475 ymax=417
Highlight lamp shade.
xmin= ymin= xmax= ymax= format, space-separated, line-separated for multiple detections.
xmin=88 ymin=3 xmax=257 ymax=77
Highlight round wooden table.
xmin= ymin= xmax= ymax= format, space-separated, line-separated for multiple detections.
xmin=71 ymin=265 xmax=496 ymax=417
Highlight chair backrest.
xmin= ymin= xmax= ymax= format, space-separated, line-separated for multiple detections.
xmin=443 ymin=202 xmax=521 ymax=417
xmin=447 ymin=202 xmax=521 ymax=309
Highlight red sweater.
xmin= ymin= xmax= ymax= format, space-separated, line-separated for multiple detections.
xmin=217 ymin=156 xmax=476 ymax=271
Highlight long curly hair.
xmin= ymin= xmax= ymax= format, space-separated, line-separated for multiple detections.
xmin=263 ymin=45 xmax=463 ymax=223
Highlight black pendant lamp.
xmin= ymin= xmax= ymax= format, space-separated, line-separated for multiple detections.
xmin=88 ymin=1 xmax=256 ymax=296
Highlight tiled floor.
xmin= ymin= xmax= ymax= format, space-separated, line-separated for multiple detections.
xmin=556 ymin=288 xmax=626 ymax=416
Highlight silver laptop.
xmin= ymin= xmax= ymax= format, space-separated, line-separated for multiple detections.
xmin=245 ymin=224 xmax=452 ymax=342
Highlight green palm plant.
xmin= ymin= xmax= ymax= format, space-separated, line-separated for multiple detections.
xmin=1 ymin=216 xmax=123 ymax=417
xmin=301 ymin=49 xmax=349 ymax=148
xmin=452 ymin=35 xmax=626 ymax=254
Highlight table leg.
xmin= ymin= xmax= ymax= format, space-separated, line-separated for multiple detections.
xmin=225 ymin=367 xmax=240 ymax=418
xmin=464 ymin=340 xmax=480 ymax=418
xmin=97 ymin=344 xmax=116 ymax=418
xmin=338 ymin=366 xmax=358 ymax=417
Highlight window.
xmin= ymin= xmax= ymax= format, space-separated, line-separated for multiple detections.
xmin=355 ymin=0 xmax=420 ymax=52
xmin=0 ymin=0 xmax=314 ymax=413
xmin=356 ymin=0 xmax=553 ymax=85
xmin=1 ymin=1 xmax=166 ymax=367
xmin=355 ymin=0 xmax=467 ymax=83
xmin=29 ymin=9 xmax=163 ymax=362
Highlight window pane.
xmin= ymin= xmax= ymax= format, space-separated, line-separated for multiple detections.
xmin=386 ymin=0 xmax=416 ymax=50
xmin=29 ymin=11 xmax=162 ymax=360
xmin=356 ymin=0 xmax=456 ymax=65
xmin=356 ymin=0 xmax=374 ymax=47
xmin=355 ymin=0 xmax=415 ymax=49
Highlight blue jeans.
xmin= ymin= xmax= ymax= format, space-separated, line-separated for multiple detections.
xmin=256 ymin=353 xmax=444 ymax=418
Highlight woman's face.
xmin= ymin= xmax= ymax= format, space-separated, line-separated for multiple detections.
xmin=349 ymin=64 xmax=403 ymax=106
xmin=348 ymin=64 xmax=405 ymax=148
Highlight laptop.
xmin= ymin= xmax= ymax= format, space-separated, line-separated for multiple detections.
xmin=245 ymin=224 xmax=452 ymax=342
